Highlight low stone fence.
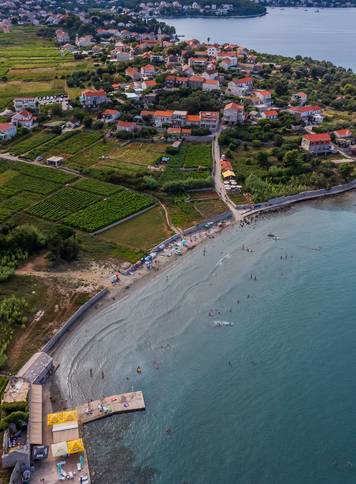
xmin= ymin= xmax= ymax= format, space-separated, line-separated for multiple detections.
xmin=42 ymin=288 xmax=109 ymax=354
xmin=91 ymin=204 xmax=156 ymax=236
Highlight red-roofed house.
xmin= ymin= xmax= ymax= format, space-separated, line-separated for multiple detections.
xmin=102 ymin=109 xmax=120 ymax=123
xmin=334 ymin=129 xmax=353 ymax=139
xmin=188 ymin=76 xmax=205 ymax=89
xmin=255 ymin=90 xmax=272 ymax=106
xmin=301 ymin=133 xmax=333 ymax=154
xmin=142 ymin=80 xmax=157 ymax=90
xmin=11 ymin=110 xmax=36 ymax=129
xmin=228 ymin=77 xmax=254 ymax=96
xmin=261 ymin=110 xmax=278 ymax=121
xmin=292 ymin=92 xmax=308 ymax=106
xmin=140 ymin=64 xmax=156 ymax=78
xmin=0 ymin=123 xmax=16 ymax=141
xmin=125 ymin=67 xmax=141 ymax=81
xmin=117 ymin=120 xmax=140 ymax=132
xmin=288 ymin=105 xmax=322 ymax=121
xmin=223 ymin=103 xmax=245 ymax=124
xmin=202 ymin=79 xmax=220 ymax=91
xmin=199 ymin=111 xmax=219 ymax=131
xmin=80 ymin=89 xmax=108 ymax=108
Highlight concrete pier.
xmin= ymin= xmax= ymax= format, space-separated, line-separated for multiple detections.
xmin=77 ymin=391 xmax=145 ymax=425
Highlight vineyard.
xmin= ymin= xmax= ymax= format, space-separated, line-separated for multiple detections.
xmin=28 ymin=187 xmax=101 ymax=222
xmin=73 ymin=178 xmax=122 ymax=196
xmin=7 ymin=131 xmax=58 ymax=157
xmin=65 ymin=190 xmax=155 ymax=232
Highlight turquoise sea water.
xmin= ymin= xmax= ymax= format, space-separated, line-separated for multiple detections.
xmin=163 ymin=8 xmax=356 ymax=70
xmin=55 ymin=193 xmax=356 ymax=483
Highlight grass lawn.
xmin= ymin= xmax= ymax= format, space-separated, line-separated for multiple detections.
xmin=93 ymin=141 xmax=168 ymax=169
xmin=0 ymin=79 xmax=66 ymax=110
xmin=99 ymin=205 xmax=173 ymax=253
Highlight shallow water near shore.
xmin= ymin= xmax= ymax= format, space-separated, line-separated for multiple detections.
xmin=55 ymin=192 xmax=356 ymax=483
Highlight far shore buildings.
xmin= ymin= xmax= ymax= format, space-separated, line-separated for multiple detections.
xmin=301 ymin=133 xmax=333 ymax=154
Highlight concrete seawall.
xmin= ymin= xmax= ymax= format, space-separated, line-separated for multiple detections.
xmin=42 ymin=288 xmax=109 ymax=354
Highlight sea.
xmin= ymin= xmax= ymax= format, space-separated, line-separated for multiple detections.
xmin=162 ymin=8 xmax=356 ymax=71
xmin=55 ymin=192 xmax=356 ymax=483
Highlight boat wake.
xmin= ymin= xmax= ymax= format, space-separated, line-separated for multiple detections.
xmin=213 ymin=320 xmax=235 ymax=327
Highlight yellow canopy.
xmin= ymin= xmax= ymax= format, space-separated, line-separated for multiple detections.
xmin=222 ymin=170 xmax=235 ymax=178
xmin=51 ymin=441 xmax=68 ymax=458
xmin=47 ymin=410 xmax=78 ymax=426
xmin=67 ymin=438 xmax=85 ymax=455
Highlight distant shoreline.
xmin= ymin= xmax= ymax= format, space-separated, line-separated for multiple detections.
xmin=159 ymin=12 xmax=267 ymax=19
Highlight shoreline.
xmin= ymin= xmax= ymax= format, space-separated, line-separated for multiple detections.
xmin=46 ymin=179 xmax=356 ymax=360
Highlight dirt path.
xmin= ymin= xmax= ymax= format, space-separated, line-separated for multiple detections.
xmin=159 ymin=201 xmax=181 ymax=235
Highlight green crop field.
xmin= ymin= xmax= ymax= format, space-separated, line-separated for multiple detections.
xmin=159 ymin=142 xmax=212 ymax=183
xmin=11 ymin=161 xmax=76 ymax=184
xmin=36 ymin=130 xmax=103 ymax=160
xmin=6 ymin=174 xmax=60 ymax=195
xmin=65 ymin=190 xmax=155 ymax=232
xmin=8 ymin=131 xmax=58 ymax=156
xmin=74 ymin=178 xmax=122 ymax=196
xmin=67 ymin=140 xmax=115 ymax=169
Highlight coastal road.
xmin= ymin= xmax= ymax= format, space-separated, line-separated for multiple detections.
xmin=212 ymin=131 xmax=244 ymax=221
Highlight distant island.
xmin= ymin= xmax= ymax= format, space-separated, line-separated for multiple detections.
xmin=129 ymin=0 xmax=267 ymax=18
xmin=260 ymin=0 xmax=355 ymax=6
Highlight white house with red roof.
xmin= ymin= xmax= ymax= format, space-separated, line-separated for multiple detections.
xmin=55 ymin=29 xmax=70 ymax=44
xmin=261 ymin=109 xmax=278 ymax=121
xmin=255 ymin=90 xmax=272 ymax=106
xmin=228 ymin=77 xmax=254 ymax=96
xmin=333 ymin=128 xmax=353 ymax=140
xmin=288 ymin=105 xmax=322 ymax=122
xmin=142 ymin=80 xmax=157 ymax=90
xmin=0 ymin=123 xmax=16 ymax=141
xmin=140 ymin=64 xmax=156 ymax=78
xmin=125 ymin=67 xmax=141 ymax=81
xmin=291 ymin=92 xmax=308 ymax=106
xmin=223 ymin=102 xmax=245 ymax=124
xmin=11 ymin=110 xmax=36 ymax=129
xmin=199 ymin=111 xmax=219 ymax=131
xmin=301 ymin=133 xmax=333 ymax=154
xmin=202 ymin=79 xmax=220 ymax=91
xmin=80 ymin=89 xmax=108 ymax=108
xmin=117 ymin=120 xmax=140 ymax=132
xmin=101 ymin=109 xmax=120 ymax=123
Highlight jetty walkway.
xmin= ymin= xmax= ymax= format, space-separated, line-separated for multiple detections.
xmin=77 ymin=391 xmax=145 ymax=425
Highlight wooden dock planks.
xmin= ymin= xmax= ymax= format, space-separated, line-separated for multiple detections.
xmin=77 ymin=391 xmax=145 ymax=425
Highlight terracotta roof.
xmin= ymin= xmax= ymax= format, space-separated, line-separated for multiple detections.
xmin=256 ymin=90 xmax=271 ymax=96
xmin=303 ymin=133 xmax=331 ymax=142
xmin=152 ymin=110 xmax=174 ymax=117
xmin=0 ymin=123 xmax=13 ymax=130
xmin=205 ymin=79 xmax=219 ymax=85
xmin=117 ymin=120 xmax=136 ymax=127
xmin=83 ymin=89 xmax=106 ymax=97
xmin=264 ymin=110 xmax=278 ymax=117
xmin=186 ymin=114 xmax=200 ymax=122
xmin=290 ymin=105 xmax=321 ymax=113
xmin=224 ymin=102 xmax=244 ymax=111
xmin=189 ymin=76 xmax=205 ymax=82
xmin=334 ymin=128 xmax=352 ymax=137
xmin=103 ymin=109 xmax=119 ymax=115
xmin=235 ymin=76 xmax=253 ymax=84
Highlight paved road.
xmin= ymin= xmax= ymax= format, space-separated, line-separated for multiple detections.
xmin=0 ymin=152 xmax=81 ymax=176
xmin=212 ymin=131 xmax=243 ymax=221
